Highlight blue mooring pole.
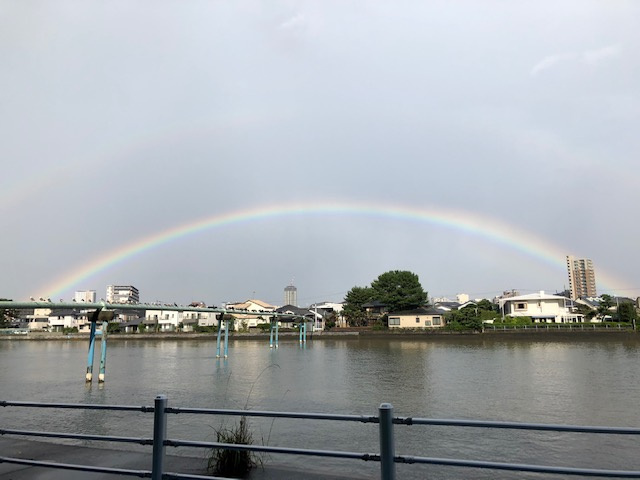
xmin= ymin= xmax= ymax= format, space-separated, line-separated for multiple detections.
xmin=151 ymin=394 xmax=168 ymax=480
xmin=98 ymin=320 xmax=108 ymax=383
xmin=379 ymin=403 xmax=396 ymax=480
xmin=269 ymin=318 xmax=274 ymax=349
xmin=215 ymin=315 xmax=223 ymax=358
xmin=303 ymin=320 xmax=307 ymax=343
xmin=223 ymin=319 xmax=229 ymax=358
xmin=274 ymin=317 xmax=279 ymax=349
xmin=86 ymin=320 xmax=97 ymax=382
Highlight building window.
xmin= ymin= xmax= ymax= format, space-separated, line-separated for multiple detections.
xmin=416 ymin=317 xmax=420 ymax=323
xmin=515 ymin=303 xmax=527 ymax=311
xmin=388 ymin=317 xmax=400 ymax=326
xmin=424 ymin=320 xmax=432 ymax=326
xmin=432 ymin=316 xmax=441 ymax=326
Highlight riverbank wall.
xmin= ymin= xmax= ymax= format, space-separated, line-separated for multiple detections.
xmin=0 ymin=326 xmax=634 ymax=341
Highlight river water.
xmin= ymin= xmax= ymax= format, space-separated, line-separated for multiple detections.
xmin=1 ymin=333 xmax=640 ymax=478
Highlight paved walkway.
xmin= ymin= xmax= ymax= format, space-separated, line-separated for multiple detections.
xmin=0 ymin=437 xmax=367 ymax=479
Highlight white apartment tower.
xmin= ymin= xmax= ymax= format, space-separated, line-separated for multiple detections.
xmin=566 ymin=256 xmax=597 ymax=300
xmin=106 ymin=285 xmax=140 ymax=304
xmin=284 ymin=284 xmax=297 ymax=306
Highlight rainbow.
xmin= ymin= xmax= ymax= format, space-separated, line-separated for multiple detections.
xmin=37 ymin=201 xmax=627 ymax=298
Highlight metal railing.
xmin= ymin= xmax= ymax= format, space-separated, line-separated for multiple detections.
xmin=486 ymin=323 xmax=631 ymax=331
xmin=2 ymin=395 xmax=640 ymax=479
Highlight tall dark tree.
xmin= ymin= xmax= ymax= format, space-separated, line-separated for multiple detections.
xmin=370 ymin=270 xmax=427 ymax=313
xmin=0 ymin=298 xmax=19 ymax=328
xmin=342 ymin=286 xmax=373 ymax=327
xmin=617 ymin=302 xmax=637 ymax=324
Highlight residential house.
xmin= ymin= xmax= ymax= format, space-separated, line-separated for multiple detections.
xmin=225 ymin=299 xmax=276 ymax=331
xmin=144 ymin=309 xmax=181 ymax=332
xmin=361 ymin=300 xmax=388 ymax=325
xmin=48 ymin=309 xmax=89 ymax=332
xmin=499 ymin=291 xmax=584 ymax=323
xmin=387 ymin=307 xmax=446 ymax=329
xmin=120 ymin=317 xmax=143 ymax=333
xmin=309 ymin=301 xmax=345 ymax=328
xmin=275 ymin=305 xmax=315 ymax=329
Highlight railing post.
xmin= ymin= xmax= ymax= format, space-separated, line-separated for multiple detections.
xmin=152 ymin=394 xmax=168 ymax=480
xmin=379 ymin=403 xmax=396 ymax=480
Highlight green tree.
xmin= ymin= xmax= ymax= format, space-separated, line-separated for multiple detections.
xmin=575 ymin=302 xmax=597 ymax=320
xmin=617 ymin=302 xmax=637 ymax=324
xmin=446 ymin=305 xmax=483 ymax=331
xmin=476 ymin=299 xmax=496 ymax=312
xmin=343 ymin=286 xmax=373 ymax=327
xmin=0 ymin=298 xmax=19 ymax=328
xmin=598 ymin=295 xmax=615 ymax=318
xmin=370 ymin=270 xmax=428 ymax=313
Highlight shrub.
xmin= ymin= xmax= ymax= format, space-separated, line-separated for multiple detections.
xmin=208 ymin=417 xmax=258 ymax=477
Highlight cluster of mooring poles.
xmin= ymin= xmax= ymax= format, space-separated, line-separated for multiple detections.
xmin=85 ymin=309 xmax=114 ymax=383
xmin=215 ymin=314 xmax=230 ymax=358
xmin=0 ymin=300 xmax=312 ymax=381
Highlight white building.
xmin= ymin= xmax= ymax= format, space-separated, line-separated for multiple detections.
xmin=106 ymin=285 xmax=139 ymax=304
xmin=499 ymin=291 xmax=584 ymax=323
xmin=48 ymin=310 xmax=90 ymax=332
xmin=75 ymin=290 xmax=96 ymax=303
xmin=456 ymin=293 xmax=470 ymax=304
xmin=144 ymin=309 xmax=181 ymax=332
xmin=142 ymin=309 xmax=217 ymax=332
xmin=226 ymin=299 xmax=276 ymax=331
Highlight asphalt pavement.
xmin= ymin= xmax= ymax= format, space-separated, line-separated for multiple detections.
xmin=0 ymin=437 xmax=369 ymax=479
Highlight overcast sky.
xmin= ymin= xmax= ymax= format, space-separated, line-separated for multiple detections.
xmin=1 ymin=1 xmax=638 ymax=307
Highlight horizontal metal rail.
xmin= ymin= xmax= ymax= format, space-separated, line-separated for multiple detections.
xmin=0 ymin=400 xmax=153 ymax=412
xmin=397 ymin=416 xmax=640 ymax=434
xmin=167 ymin=406 xmax=378 ymax=423
xmin=165 ymin=438 xmax=379 ymax=461
xmin=0 ymin=300 xmax=307 ymax=319
xmin=396 ymin=455 xmax=640 ymax=478
xmin=0 ymin=427 xmax=152 ymax=445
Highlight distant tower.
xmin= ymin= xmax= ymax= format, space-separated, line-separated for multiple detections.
xmin=566 ymin=255 xmax=597 ymax=300
xmin=284 ymin=284 xmax=297 ymax=307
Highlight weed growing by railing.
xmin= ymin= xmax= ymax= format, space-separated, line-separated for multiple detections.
xmin=207 ymin=415 xmax=259 ymax=477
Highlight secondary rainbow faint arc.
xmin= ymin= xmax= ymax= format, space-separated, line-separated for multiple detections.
xmin=39 ymin=201 xmax=622 ymax=298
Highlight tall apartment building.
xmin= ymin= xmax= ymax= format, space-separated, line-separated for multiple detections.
xmin=566 ymin=256 xmax=597 ymax=300
xmin=106 ymin=285 xmax=140 ymax=304
xmin=74 ymin=290 xmax=96 ymax=303
xmin=284 ymin=284 xmax=297 ymax=306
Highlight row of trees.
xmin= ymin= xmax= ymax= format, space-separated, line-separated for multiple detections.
xmin=343 ymin=271 xmax=428 ymax=326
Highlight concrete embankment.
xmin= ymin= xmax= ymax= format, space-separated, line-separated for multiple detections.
xmin=0 ymin=327 xmax=634 ymax=342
